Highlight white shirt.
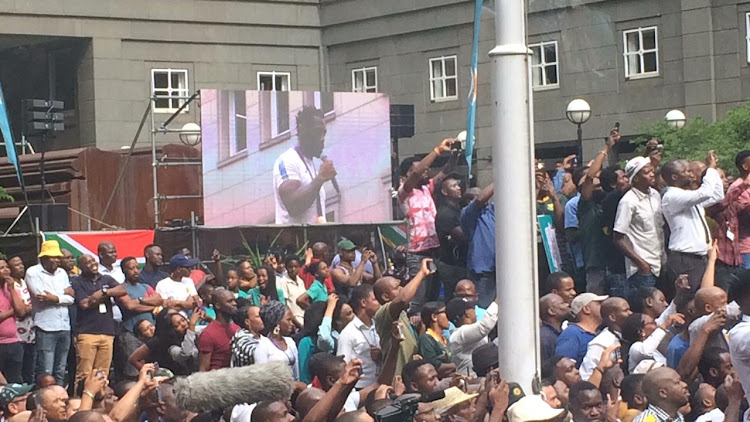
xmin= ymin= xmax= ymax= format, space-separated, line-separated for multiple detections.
xmin=628 ymin=327 xmax=668 ymax=373
xmin=278 ymin=275 xmax=307 ymax=324
xmin=254 ymin=336 xmax=299 ymax=381
xmin=614 ymin=187 xmax=665 ymax=277
xmin=273 ymin=146 xmax=326 ymax=224
xmin=695 ymin=408 xmax=724 ymax=422
xmin=25 ymin=264 xmax=73 ymax=332
xmin=662 ymin=168 xmax=724 ymax=255
xmin=230 ymin=403 xmax=256 ymax=422
xmin=449 ymin=302 xmax=498 ymax=376
xmin=728 ymin=315 xmax=750 ymax=400
xmin=98 ymin=263 xmax=124 ymax=283
xmin=155 ymin=276 xmax=198 ymax=302
xmin=337 ymin=315 xmax=380 ymax=388
xmin=580 ymin=328 xmax=619 ymax=381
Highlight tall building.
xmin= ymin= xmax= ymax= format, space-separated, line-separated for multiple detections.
xmin=1 ymin=0 xmax=748 ymax=188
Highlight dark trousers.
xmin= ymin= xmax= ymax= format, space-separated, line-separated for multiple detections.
xmin=406 ymin=249 xmax=438 ymax=313
xmin=665 ymin=250 xmax=707 ymax=298
xmin=436 ymin=261 xmax=467 ymax=302
xmin=21 ymin=342 xmax=36 ymax=384
xmin=469 ymin=271 xmax=496 ymax=309
xmin=0 ymin=342 xmax=24 ymax=383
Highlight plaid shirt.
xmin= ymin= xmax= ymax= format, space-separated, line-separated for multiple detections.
xmin=632 ymin=405 xmax=685 ymax=422
xmin=706 ymin=180 xmax=750 ymax=266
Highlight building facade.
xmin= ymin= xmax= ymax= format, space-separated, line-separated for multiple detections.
xmin=1 ymin=0 xmax=749 ymax=187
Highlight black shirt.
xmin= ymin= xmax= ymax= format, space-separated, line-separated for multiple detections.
xmin=138 ymin=269 xmax=169 ymax=289
xmin=601 ymin=190 xmax=626 ymax=274
xmin=435 ymin=200 xmax=466 ymax=266
xmin=71 ymin=273 xmax=119 ymax=336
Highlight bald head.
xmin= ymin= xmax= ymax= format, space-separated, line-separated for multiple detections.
xmin=373 ymin=276 xmax=400 ymax=305
xmin=601 ymin=297 xmax=631 ymax=330
xmin=694 ymin=287 xmax=727 ymax=316
xmin=455 ymin=279 xmax=477 ymax=300
xmin=642 ymin=367 xmax=689 ymax=410
xmin=540 ymin=293 xmax=568 ymax=323
xmin=295 ymin=388 xmax=325 ymax=420
xmin=312 ymin=242 xmax=329 ymax=260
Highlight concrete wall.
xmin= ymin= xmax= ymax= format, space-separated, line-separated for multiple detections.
xmin=0 ymin=0 xmax=322 ymax=151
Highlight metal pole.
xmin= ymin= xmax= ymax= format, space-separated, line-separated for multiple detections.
xmin=191 ymin=211 xmax=198 ymax=263
xmin=489 ymin=0 xmax=540 ymax=393
xmin=39 ymin=132 xmax=47 ymax=232
xmin=577 ymin=123 xmax=583 ymax=160
xmin=150 ymin=99 xmax=159 ymax=228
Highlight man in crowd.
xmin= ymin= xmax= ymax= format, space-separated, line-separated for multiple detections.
xmin=337 ymin=285 xmax=381 ymax=389
xmin=632 ymin=367 xmax=690 ymax=422
xmin=402 ymin=359 xmax=440 ymax=395
xmin=331 ymin=231 xmax=374 ymax=279
xmin=301 ymin=242 xmax=334 ymax=293
xmin=540 ymin=293 xmax=569 ymax=362
xmin=198 ymin=289 xmax=239 ymax=371
xmin=398 ymin=138 xmax=457 ymax=311
xmin=547 ymin=271 xmax=577 ymax=305
xmin=728 ymin=270 xmax=750 ymax=396
xmin=600 ymin=164 xmax=630 ymax=298
xmin=564 ymin=167 xmax=587 ymax=292
xmin=97 ymin=242 xmax=123 ymax=283
xmin=556 ymin=293 xmax=606 ymax=366
xmin=614 ymin=156 xmax=665 ymax=291
xmin=156 ymin=254 xmax=201 ymax=313
xmin=373 ymin=258 xmax=432 ymax=378
xmin=25 ymin=240 xmax=75 ymax=385
xmin=460 ymin=183 xmax=495 ymax=308
xmin=8 ymin=256 xmax=34 ymax=384
xmin=435 ymin=175 xmax=467 ymax=301
xmin=273 ymin=105 xmax=336 ymax=224
xmin=71 ymin=254 xmax=127 ymax=386
xmin=138 ymin=244 xmax=168 ymax=288
xmin=661 ymin=152 xmax=724 ymax=291
xmin=568 ymin=381 xmax=606 ymax=422
xmin=118 ymin=257 xmax=162 ymax=334
xmin=0 ymin=383 xmax=33 ymax=420
xmin=579 ymin=297 xmax=631 ymax=380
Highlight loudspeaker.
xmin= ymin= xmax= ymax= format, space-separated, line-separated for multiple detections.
xmin=29 ymin=203 xmax=69 ymax=231
xmin=390 ymin=104 xmax=414 ymax=139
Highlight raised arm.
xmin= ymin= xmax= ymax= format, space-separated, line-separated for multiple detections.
xmin=676 ymin=312 xmax=725 ymax=383
xmin=399 ymin=139 xmax=455 ymax=201
xmin=332 ymin=258 xmax=368 ymax=288
xmin=582 ymin=128 xmax=620 ymax=200
xmin=388 ymin=259 xmax=433 ymax=319
xmin=701 ymin=241 xmax=718 ymax=289
xmin=303 ymin=359 xmax=361 ymax=422
xmin=433 ymin=149 xmax=460 ymax=186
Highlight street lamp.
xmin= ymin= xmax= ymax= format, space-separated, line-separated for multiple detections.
xmin=179 ymin=122 xmax=201 ymax=146
xmin=665 ymin=109 xmax=686 ymax=129
xmin=566 ymin=99 xmax=591 ymax=161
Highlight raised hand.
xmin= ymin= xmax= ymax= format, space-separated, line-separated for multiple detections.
xmin=318 ymin=159 xmax=337 ymax=182
xmin=338 ymin=359 xmax=363 ymax=386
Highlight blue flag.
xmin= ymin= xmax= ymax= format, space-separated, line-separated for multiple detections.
xmin=0 ymin=81 xmax=24 ymax=191
xmin=464 ymin=0 xmax=483 ymax=177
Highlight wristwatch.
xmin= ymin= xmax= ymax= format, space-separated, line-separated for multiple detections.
xmin=101 ymin=285 xmax=109 ymax=295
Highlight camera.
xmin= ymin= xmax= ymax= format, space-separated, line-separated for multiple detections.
xmin=374 ymin=394 xmax=421 ymax=422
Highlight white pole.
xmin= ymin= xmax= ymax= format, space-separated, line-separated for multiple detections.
xmin=489 ymin=0 xmax=540 ymax=393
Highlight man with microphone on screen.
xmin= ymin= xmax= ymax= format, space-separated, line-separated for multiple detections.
xmin=273 ymin=105 xmax=337 ymax=224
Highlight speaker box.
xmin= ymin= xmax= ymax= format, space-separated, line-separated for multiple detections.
xmin=390 ymin=104 xmax=415 ymax=139
xmin=29 ymin=203 xmax=69 ymax=231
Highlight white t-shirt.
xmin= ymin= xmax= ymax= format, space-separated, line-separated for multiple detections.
xmin=272 ymin=146 xmax=326 ymax=224
xmin=254 ymin=336 xmax=300 ymax=381
xmin=155 ymin=277 xmax=198 ymax=302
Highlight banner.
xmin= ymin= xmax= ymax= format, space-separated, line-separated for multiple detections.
xmin=0 ymin=81 xmax=24 ymax=190
xmin=538 ymin=215 xmax=561 ymax=273
xmin=42 ymin=230 xmax=155 ymax=265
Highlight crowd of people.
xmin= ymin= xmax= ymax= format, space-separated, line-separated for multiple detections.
xmin=0 ymin=128 xmax=747 ymax=422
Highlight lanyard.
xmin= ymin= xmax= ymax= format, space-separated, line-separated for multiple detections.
xmin=294 ymin=147 xmax=323 ymax=218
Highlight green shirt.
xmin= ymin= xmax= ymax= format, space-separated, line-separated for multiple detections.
xmin=307 ymin=280 xmax=329 ymax=303
xmin=578 ymin=197 xmax=608 ymax=270
xmin=418 ymin=332 xmax=451 ymax=370
xmin=246 ymin=287 xmax=286 ymax=307
xmin=374 ymin=302 xmax=418 ymax=380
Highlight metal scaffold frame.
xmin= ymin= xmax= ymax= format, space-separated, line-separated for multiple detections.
xmin=149 ymin=92 xmax=202 ymax=228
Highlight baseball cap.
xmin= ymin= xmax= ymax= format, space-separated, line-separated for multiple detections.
xmin=570 ymin=293 xmax=608 ymax=316
xmin=337 ymin=239 xmax=356 ymax=251
xmin=507 ymin=395 xmax=566 ymax=422
xmin=170 ymin=253 xmax=198 ymax=270
xmin=507 ymin=382 xmax=526 ymax=407
xmin=446 ymin=298 xmax=476 ymax=323
xmin=472 ymin=343 xmax=499 ymax=377
xmin=0 ymin=383 xmax=33 ymax=408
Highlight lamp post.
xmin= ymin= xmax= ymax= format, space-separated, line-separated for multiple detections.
xmin=566 ymin=99 xmax=591 ymax=161
xmin=665 ymin=110 xmax=686 ymax=129
xmin=179 ymin=122 xmax=201 ymax=146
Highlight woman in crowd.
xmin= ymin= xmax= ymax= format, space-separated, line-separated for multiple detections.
xmin=296 ymin=301 xmax=327 ymax=383
xmin=128 ymin=309 xmax=201 ymax=375
xmin=316 ymin=294 xmax=352 ymax=353
xmin=254 ymin=300 xmax=300 ymax=380
xmin=230 ymin=304 xmax=265 ymax=367
xmin=226 ymin=268 xmax=247 ymax=299
xmin=279 ymin=255 xmax=306 ymax=329
xmin=296 ymin=261 xmax=330 ymax=309
xmin=622 ymin=312 xmax=683 ymax=373
xmin=249 ymin=265 xmax=285 ymax=306
xmin=418 ymin=301 xmax=456 ymax=378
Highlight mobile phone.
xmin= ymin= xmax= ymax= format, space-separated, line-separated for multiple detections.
xmin=428 ymin=261 xmax=437 ymax=273
xmin=96 ymin=370 xmax=104 ymax=377
xmin=614 ymin=122 xmax=620 ymax=130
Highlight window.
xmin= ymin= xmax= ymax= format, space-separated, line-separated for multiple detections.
xmin=745 ymin=13 xmax=750 ymax=63
xmin=229 ymin=91 xmax=247 ymax=155
xmin=529 ymin=41 xmax=559 ymax=89
xmin=352 ymin=67 xmax=378 ymax=93
xmin=429 ymin=55 xmax=458 ymax=102
xmin=151 ymin=69 xmax=189 ymax=113
xmin=623 ymin=27 xmax=659 ymax=78
xmin=257 ymin=71 xmax=290 ymax=91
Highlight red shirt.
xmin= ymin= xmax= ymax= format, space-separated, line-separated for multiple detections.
xmin=198 ymin=320 xmax=240 ymax=370
xmin=399 ymin=179 xmax=440 ymax=253
xmin=300 ymin=259 xmax=334 ymax=293
xmin=708 ymin=180 xmax=750 ymax=265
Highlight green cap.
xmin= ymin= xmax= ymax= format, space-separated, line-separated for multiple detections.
xmin=0 ymin=383 xmax=33 ymax=408
xmin=337 ymin=239 xmax=356 ymax=251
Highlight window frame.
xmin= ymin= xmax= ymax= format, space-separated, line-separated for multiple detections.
xmin=150 ymin=68 xmax=189 ymax=113
xmin=257 ymin=71 xmax=291 ymax=91
xmin=529 ymin=40 xmax=560 ymax=90
xmin=351 ymin=66 xmax=378 ymax=93
xmin=428 ymin=55 xmax=458 ymax=102
xmin=745 ymin=13 xmax=750 ymax=64
xmin=622 ymin=26 xmax=659 ymax=79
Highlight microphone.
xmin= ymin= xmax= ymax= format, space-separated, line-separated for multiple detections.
xmin=320 ymin=155 xmax=340 ymax=193
xmin=174 ymin=361 xmax=294 ymax=413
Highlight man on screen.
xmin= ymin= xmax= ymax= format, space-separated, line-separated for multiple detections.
xmin=273 ymin=105 xmax=337 ymax=224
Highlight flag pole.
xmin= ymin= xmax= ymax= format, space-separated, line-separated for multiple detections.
xmin=464 ymin=0 xmax=483 ymax=180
